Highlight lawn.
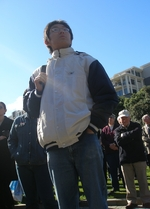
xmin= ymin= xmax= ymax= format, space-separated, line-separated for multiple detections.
xmin=79 ymin=167 xmax=150 ymax=200
xmin=19 ymin=167 xmax=150 ymax=204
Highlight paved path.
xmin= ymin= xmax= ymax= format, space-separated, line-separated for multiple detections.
xmin=15 ymin=205 xmax=145 ymax=209
xmin=15 ymin=199 xmax=145 ymax=209
xmin=81 ymin=206 xmax=144 ymax=209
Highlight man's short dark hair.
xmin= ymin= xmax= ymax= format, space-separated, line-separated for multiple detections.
xmin=109 ymin=114 xmax=116 ymax=119
xmin=44 ymin=20 xmax=73 ymax=54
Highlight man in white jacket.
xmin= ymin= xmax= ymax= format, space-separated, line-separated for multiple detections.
xmin=25 ymin=20 xmax=118 ymax=209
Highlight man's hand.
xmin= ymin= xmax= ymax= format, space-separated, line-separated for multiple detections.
xmin=0 ymin=136 xmax=6 ymax=141
xmin=86 ymin=128 xmax=94 ymax=134
xmin=109 ymin=143 xmax=118 ymax=150
xmin=34 ymin=72 xmax=47 ymax=92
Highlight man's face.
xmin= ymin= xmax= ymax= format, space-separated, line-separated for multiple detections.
xmin=118 ymin=116 xmax=130 ymax=127
xmin=0 ymin=104 xmax=6 ymax=116
xmin=144 ymin=116 xmax=150 ymax=125
xmin=46 ymin=24 xmax=72 ymax=51
xmin=108 ymin=117 xmax=115 ymax=125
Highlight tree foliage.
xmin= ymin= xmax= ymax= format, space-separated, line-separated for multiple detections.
xmin=115 ymin=86 xmax=150 ymax=124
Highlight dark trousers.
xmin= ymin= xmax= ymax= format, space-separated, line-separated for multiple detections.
xmin=146 ymin=154 xmax=150 ymax=167
xmin=0 ymin=177 xmax=14 ymax=208
xmin=106 ymin=152 xmax=120 ymax=190
xmin=102 ymin=149 xmax=107 ymax=183
xmin=17 ymin=164 xmax=58 ymax=209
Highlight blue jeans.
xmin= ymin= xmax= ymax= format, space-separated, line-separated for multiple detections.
xmin=17 ymin=164 xmax=58 ymax=209
xmin=47 ymin=132 xmax=108 ymax=209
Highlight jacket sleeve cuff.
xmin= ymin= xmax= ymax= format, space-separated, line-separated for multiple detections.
xmin=88 ymin=123 xmax=99 ymax=133
xmin=35 ymin=90 xmax=42 ymax=97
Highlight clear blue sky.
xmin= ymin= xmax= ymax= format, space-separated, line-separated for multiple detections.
xmin=0 ymin=0 xmax=150 ymax=116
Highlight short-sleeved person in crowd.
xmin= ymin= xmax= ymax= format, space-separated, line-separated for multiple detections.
xmin=24 ymin=20 xmax=118 ymax=209
xmin=8 ymin=92 xmax=58 ymax=209
xmin=0 ymin=102 xmax=18 ymax=209
xmin=101 ymin=114 xmax=120 ymax=194
xmin=142 ymin=114 xmax=150 ymax=167
xmin=114 ymin=109 xmax=150 ymax=209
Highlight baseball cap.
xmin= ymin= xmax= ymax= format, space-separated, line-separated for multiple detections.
xmin=117 ymin=109 xmax=130 ymax=120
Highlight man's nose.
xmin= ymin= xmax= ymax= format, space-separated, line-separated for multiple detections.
xmin=59 ymin=28 xmax=65 ymax=33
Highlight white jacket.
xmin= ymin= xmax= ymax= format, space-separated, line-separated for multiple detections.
xmin=27 ymin=47 xmax=118 ymax=149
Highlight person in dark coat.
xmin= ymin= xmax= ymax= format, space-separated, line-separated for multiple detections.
xmin=0 ymin=102 xmax=17 ymax=209
xmin=101 ymin=114 xmax=120 ymax=193
xmin=114 ymin=109 xmax=150 ymax=209
xmin=8 ymin=92 xmax=58 ymax=209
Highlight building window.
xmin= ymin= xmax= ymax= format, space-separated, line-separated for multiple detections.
xmin=131 ymin=70 xmax=134 ymax=75
xmin=131 ymin=79 xmax=135 ymax=85
xmin=124 ymin=88 xmax=128 ymax=94
xmin=122 ymin=79 xmax=126 ymax=85
xmin=133 ymin=89 xmax=137 ymax=93
xmin=117 ymin=90 xmax=123 ymax=96
xmin=135 ymin=71 xmax=141 ymax=77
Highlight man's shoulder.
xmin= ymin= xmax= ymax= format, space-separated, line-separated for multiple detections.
xmin=142 ymin=124 xmax=146 ymax=128
xmin=4 ymin=116 xmax=13 ymax=124
xmin=75 ymin=52 xmax=99 ymax=70
xmin=130 ymin=121 xmax=141 ymax=127
xmin=75 ymin=51 xmax=90 ymax=56
xmin=32 ymin=65 xmax=46 ymax=77
xmin=14 ymin=113 xmax=27 ymax=123
xmin=114 ymin=125 xmax=121 ymax=131
xmin=74 ymin=51 xmax=96 ymax=61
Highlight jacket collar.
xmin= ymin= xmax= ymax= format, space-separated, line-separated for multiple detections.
xmin=52 ymin=47 xmax=74 ymax=59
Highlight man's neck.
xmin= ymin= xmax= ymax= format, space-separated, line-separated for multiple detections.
xmin=122 ymin=123 xmax=130 ymax=128
xmin=0 ymin=115 xmax=4 ymax=125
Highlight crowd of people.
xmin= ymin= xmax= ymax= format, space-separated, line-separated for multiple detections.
xmin=101 ymin=110 xmax=150 ymax=209
xmin=1 ymin=19 xmax=150 ymax=209
xmin=108 ymin=110 xmax=150 ymax=209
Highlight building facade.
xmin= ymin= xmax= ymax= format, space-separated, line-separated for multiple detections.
xmin=111 ymin=62 xmax=150 ymax=97
xmin=9 ymin=110 xmax=24 ymax=119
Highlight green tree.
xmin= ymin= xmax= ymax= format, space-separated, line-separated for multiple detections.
xmin=124 ymin=86 xmax=150 ymax=124
xmin=113 ymin=96 xmax=125 ymax=116
xmin=113 ymin=86 xmax=150 ymax=124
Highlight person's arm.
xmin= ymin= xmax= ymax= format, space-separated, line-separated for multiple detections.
xmin=142 ymin=127 xmax=150 ymax=143
xmin=101 ymin=128 xmax=110 ymax=147
xmin=7 ymin=119 xmax=19 ymax=159
xmin=0 ymin=118 xmax=13 ymax=141
xmin=101 ymin=127 xmax=118 ymax=150
xmin=114 ymin=124 xmax=141 ymax=146
xmin=87 ymin=60 xmax=118 ymax=132
xmin=24 ymin=68 xmax=47 ymax=118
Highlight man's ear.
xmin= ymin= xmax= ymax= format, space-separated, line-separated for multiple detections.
xmin=44 ymin=39 xmax=51 ymax=46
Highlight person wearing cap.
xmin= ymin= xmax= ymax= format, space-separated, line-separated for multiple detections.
xmin=114 ymin=109 xmax=150 ymax=209
xmin=101 ymin=114 xmax=120 ymax=194
xmin=24 ymin=20 xmax=118 ymax=209
xmin=142 ymin=114 xmax=150 ymax=167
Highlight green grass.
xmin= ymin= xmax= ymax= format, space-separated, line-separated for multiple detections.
xmin=18 ymin=167 xmax=150 ymax=204
xmin=79 ymin=167 xmax=150 ymax=200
